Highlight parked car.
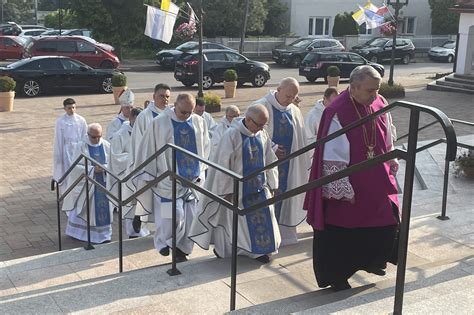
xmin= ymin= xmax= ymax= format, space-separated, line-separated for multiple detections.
xmin=23 ymin=36 xmax=120 ymax=68
xmin=428 ymin=40 xmax=456 ymax=63
xmin=0 ymin=36 xmax=28 ymax=60
xmin=299 ymin=51 xmax=384 ymax=82
xmin=19 ymin=29 xmax=47 ymax=37
xmin=156 ymin=41 xmax=235 ymax=69
xmin=272 ymin=37 xmax=345 ymax=68
xmin=351 ymin=37 xmax=415 ymax=64
xmin=20 ymin=25 xmax=49 ymax=30
xmin=174 ymin=49 xmax=270 ymax=89
xmin=0 ymin=22 xmax=22 ymax=36
xmin=40 ymin=29 xmax=65 ymax=36
xmin=0 ymin=56 xmax=120 ymax=97
xmin=62 ymin=29 xmax=93 ymax=38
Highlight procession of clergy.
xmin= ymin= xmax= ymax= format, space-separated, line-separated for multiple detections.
xmin=54 ymin=65 xmax=400 ymax=290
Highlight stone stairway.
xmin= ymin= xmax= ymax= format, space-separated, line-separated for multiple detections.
xmin=0 ymin=141 xmax=472 ymax=314
xmin=427 ymin=73 xmax=474 ymax=94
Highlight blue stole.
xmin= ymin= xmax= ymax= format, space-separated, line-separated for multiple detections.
xmin=87 ymin=144 xmax=110 ymax=226
xmin=271 ymin=106 xmax=293 ymax=221
xmin=117 ymin=116 xmax=125 ymax=124
xmin=171 ymin=119 xmax=200 ymax=180
xmin=241 ymin=133 xmax=276 ymax=254
xmin=151 ymin=110 xmax=159 ymax=118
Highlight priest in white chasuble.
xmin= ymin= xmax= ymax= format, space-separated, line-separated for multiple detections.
xmin=190 ymin=104 xmax=281 ymax=264
xmin=62 ymin=123 xmax=113 ymax=244
xmin=105 ymin=89 xmax=134 ymax=141
xmin=253 ymin=77 xmax=311 ymax=246
xmin=132 ymin=93 xmax=210 ymax=262
xmin=108 ymin=107 xmax=149 ymax=238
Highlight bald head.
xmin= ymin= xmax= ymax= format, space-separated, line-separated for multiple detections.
xmin=276 ymin=77 xmax=300 ymax=107
xmin=87 ymin=123 xmax=102 ymax=144
xmin=88 ymin=123 xmax=102 ymax=134
xmin=245 ymin=104 xmax=269 ymax=133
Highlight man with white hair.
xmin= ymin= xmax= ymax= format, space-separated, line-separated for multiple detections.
xmin=105 ymin=89 xmax=134 ymax=141
xmin=209 ymin=105 xmax=240 ymax=158
xmin=305 ymin=65 xmax=399 ymax=291
xmin=190 ymin=104 xmax=280 ymax=263
xmin=132 ymin=93 xmax=210 ymax=262
xmin=62 ymin=123 xmax=113 ymax=243
xmin=253 ymin=77 xmax=310 ymax=246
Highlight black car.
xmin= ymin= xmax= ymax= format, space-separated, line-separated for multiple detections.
xmin=0 ymin=56 xmax=120 ymax=97
xmin=272 ymin=37 xmax=345 ymax=68
xmin=299 ymin=52 xmax=384 ymax=82
xmin=351 ymin=37 xmax=415 ymax=64
xmin=174 ymin=49 xmax=270 ymax=89
xmin=156 ymin=41 xmax=235 ymax=69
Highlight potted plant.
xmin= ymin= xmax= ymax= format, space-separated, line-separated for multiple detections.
xmin=454 ymin=149 xmax=474 ymax=178
xmin=201 ymin=92 xmax=221 ymax=113
xmin=326 ymin=65 xmax=340 ymax=87
xmin=0 ymin=76 xmax=16 ymax=112
xmin=111 ymin=73 xmax=127 ymax=105
xmin=223 ymin=69 xmax=238 ymax=98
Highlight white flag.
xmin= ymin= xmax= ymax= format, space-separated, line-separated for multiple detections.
xmin=144 ymin=3 xmax=180 ymax=44
xmin=187 ymin=2 xmax=197 ymax=26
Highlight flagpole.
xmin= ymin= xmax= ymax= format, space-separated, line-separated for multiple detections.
xmin=197 ymin=0 xmax=204 ymax=98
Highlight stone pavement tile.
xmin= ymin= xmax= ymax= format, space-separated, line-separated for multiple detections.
xmin=0 ymin=274 xmax=17 ymax=297
xmin=0 ymin=294 xmax=63 ymax=314
xmin=67 ymin=256 xmax=138 ymax=280
xmin=0 ymin=244 xmax=12 ymax=255
xmin=4 ymin=235 xmax=32 ymax=250
xmin=8 ymin=264 xmax=82 ymax=293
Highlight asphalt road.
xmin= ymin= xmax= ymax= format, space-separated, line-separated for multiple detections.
xmin=124 ymin=61 xmax=454 ymax=91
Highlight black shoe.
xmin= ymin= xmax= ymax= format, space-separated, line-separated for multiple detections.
xmin=255 ymin=254 xmax=270 ymax=264
xmin=132 ymin=216 xmax=141 ymax=233
xmin=128 ymin=235 xmax=138 ymax=239
xmin=330 ymin=280 xmax=351 ymax=291
xmin=175 ymin=248 xmax=188 ymax=263
xmin=213 ymin=248 xmax=222 ymax=259
xmin=364 ymin=267 xmax=386 ymax=276
xmin=159 ymin=246 xmax=170 ymax=256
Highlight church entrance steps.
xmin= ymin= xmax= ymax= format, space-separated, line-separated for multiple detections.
xmin=427 ymin=73 xmax=474 ymax=94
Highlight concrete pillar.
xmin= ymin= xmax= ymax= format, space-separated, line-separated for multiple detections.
xmin=455 ymin=13 xmax=474 ymax=75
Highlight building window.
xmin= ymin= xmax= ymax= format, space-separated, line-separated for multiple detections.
xmin=359 ymin=23 xmax=372 ymax=35
xmin=402 ymin=17 xmax=415 ymax=34
xmin=309 ymin=17 xmax=330 ymax=36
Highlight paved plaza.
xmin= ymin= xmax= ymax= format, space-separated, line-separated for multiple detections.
xmin=0 ymin=67 xmax=473 ymax=313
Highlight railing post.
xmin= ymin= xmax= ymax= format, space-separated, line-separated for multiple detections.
xmin=230 ymin=177 xmax=240 ymax=311
xmin=84 ymin=158 xmax=94 ymax=250
xmin=438 ymin=158 xmax=450 ymax=220
xmin=394 ymin=109 xmax=420 ymax=315
xmin=53 ymin=180 xmax=62 ymax=251
xmin=167 ymin=148 xmax=181 ymax=276
xmin=118 ymin=181 xmax=123 ymax=273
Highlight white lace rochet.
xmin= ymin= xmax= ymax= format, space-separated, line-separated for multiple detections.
xmin=322 ymin=161 xmax=355 ymax=202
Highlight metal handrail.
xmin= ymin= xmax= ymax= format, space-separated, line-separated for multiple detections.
xmin=52 ymin=100 xmax=457 ymax=315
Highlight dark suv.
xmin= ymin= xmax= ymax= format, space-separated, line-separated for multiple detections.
xmin=272 ymin=37 xmax=345 ymax=67
xmin=174 ymin=49 xmax=270 ymax=89
xmin=351 ymin=37 xmax=415 ymax=64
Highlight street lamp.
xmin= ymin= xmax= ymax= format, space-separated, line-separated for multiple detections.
xmin=387 ymin=0 xmax=409 ymax=86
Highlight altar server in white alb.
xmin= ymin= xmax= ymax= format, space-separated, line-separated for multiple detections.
xmin=108 ymin=106 xmax=149 ymax=238
xmin=209 ymin=105 xmax=240 ymax=159
xmin=190 ymin=104 xmax=281 ymax=263
xmin=132 ymin=93 xmax=210 ymax=262
xmin=253 ymin=77 xmax=310 ymax=246
xmin=53 ymin=98 xmax=87 ymax=192
xmin=62 ymin=123 xmax=113 ymax=244
xmin=105 ymin=89 xmax=134 ymax=141
xmin=130 ymin=83 xmax=171 ymax=164
xmin=194 ymin=97 xmax=217 ymax=136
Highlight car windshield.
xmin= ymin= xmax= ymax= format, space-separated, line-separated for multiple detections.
xmin=3 ymin=58 xmax=32 ymax=69
xmin=441 ymin=41 xmax=456 ymax=49
xmin=289 ymin=38 xmax=313 ymax=48
xmin=176 ymin=42 xmax=198 ymax=51
xmin=366 ymin=38 xmax=389 ymax=47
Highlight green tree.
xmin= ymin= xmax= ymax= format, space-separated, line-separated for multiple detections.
xmin=428 ymin=0 xmax=459 ymax=35
xmin=264 ymin=0 xmax=288 ymax=36
xmin=3 ymin=0 xmax=35 ymax=23
xmin=332 ymin=12 xmax=359 ymax=37
xmin=43 ymin=10 xmax=78 ymax=29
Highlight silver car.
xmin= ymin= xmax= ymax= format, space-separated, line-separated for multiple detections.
xmin=428 ymin=40 xmax=456 ymax=63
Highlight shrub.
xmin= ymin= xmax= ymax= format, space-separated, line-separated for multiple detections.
xmin=200 ymin=92 xmax=221 ymax=113
xmin=0 ymin=76 xmax=16 ymax=92
xmin=379 ymin=82 xmax=405 ymax=99
xmin=224 ymin=69 xmax=238 ymax=82
xmin=327 ymin=66 xmax=340 ymax=77
xmin=111 ymin=73 xmax=127 ymax=87
xmin=453 ymin=149 xmax=474 ymax=177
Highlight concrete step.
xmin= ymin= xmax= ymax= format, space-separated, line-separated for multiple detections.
xmin=453 ymin=73 xmax=474 ymax=81
xmin=445 ymin=74 xmax=474 ymax=85
xmin=427 ymin=81 xmax=474 ymax=94
xmin=437 ymin=78 xmax=474 ymax=90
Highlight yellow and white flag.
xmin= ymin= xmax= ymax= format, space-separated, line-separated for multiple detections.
xmin=352 ymin=1 xmax=379 ymax=25
xmin=144 ymin=2 xmax=179 ymax=43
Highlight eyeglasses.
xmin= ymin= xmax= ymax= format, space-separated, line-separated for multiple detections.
xmin=249 ymin=117 xmax=267 ymax=129
xmin=88 ymin=133 xmax=102 ymax=140
xmin=226 ymin=114 xmax=239 ymax=119
xmin=159 ymin=94 xmax=170 ymax=99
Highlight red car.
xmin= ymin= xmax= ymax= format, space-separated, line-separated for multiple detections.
xmin=0 ymin=36 xmax=27 ymax=60
xmin=23 ymin=36 xmax=120 ymax=69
